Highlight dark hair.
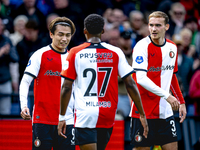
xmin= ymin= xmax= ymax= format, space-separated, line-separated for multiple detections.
xmin=25 ymin=19 xmax=39 ymax=30
xmin=49 ymin=17 xmax=76 ymax=35
xmin=84 ymin=14 xmax=104 ymax=34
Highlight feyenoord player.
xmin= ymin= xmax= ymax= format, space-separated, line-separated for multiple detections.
xmin=130 ymin=11 xmax=187 ymax=150
xmin=58 ymin=14 xmax=148 ymax=150
xmin=19 ymin=17 xmax=76 ymax=150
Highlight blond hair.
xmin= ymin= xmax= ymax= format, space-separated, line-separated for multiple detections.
xmin=149 ymin=11 xmax=169 ymax=24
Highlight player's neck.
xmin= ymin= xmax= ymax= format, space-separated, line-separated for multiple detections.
xmin=151 ymin=37 xmax=165 ymax=46
xmin=87 ymin=37 xmax=101 ymax=43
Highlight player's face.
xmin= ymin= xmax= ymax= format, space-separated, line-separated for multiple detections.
xmin=50 ymin=25 xmax=72 ymax=52
xmin=148 ymin=17 xmax=169 ymax=45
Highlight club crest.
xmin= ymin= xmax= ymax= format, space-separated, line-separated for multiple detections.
xmin=34 ymin=137 xmax=41 ymax=147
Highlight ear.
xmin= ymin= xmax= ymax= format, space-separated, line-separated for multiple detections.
xmin=101 ymin=29 xmax=104 ymax=34
xmin=83 ymin=28 xmax=87 ymax=34
xmin=49 ymin=32 xmax=53 ymax=39
xmin=165 ymin=24 xmax=170 ymax=31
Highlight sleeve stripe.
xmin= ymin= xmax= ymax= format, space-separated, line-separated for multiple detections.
xmin=24 ymin=72 xmax=36 ymax=78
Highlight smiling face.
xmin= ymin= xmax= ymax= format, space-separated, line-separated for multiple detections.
xmin=50 ymin=25 xmax=72 ymax=52
xmin=148 ymin=17 xmax=169 ymax=45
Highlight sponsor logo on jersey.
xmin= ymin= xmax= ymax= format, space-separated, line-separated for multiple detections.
xmin=80 ymin=52 xmax=113 ymax=59
xmin=148 ymin=65 xmax=174 ymax=72
xmin=44 ymin=70 xmax=61 ymax=76
xmin=89 ymin=59 xmax=113 ymax=63
xmin=135 ymin=134 xmax=142 ymax=142
xmin=169 ymin=51 xmax=175 ymax=58
xmin=86 ymin=101 xmax=111 ymax=107
xmin=47 ymin=57 xmax=53 ymax=61
xmin=27 ymin=60 xmax=31 ymax=66
xmin=135 ymin=56 xmax=143 ymax=64
xmin=34 ymin=137 xmax=41 ymax=147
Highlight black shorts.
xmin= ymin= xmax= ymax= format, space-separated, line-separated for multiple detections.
xmin=32 ymin=123 xmax=75 ymax=150
xmin=75 ymin=127 xmax=113 ymax=149
xmin=130 ymin=116 xmax=178 ymax=147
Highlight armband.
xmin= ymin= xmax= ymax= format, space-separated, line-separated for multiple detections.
xmin=59 ymin=114 xmax=66 ymax=121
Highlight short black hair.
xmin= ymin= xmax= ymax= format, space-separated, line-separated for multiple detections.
xmin=84 ymin=14 xmax=104 ymax=34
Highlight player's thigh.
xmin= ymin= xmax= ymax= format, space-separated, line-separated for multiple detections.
xmin=79 ymin=143 xmax=97 ymax=150
xmin=32 ymin=123 xmax=54 ymax=150
xmin=97 ymin=127 xmax=113 ymax=150
xmin=75 ymin=127 xmax=97 ymax=146
xmin=57 ymin=125 xmax=75 ymax=150
xmin=133 ymin=147 xmax=151 ymax=150
xmin=156 ymin=116 xmax=178 ymax=146
xmin=161 ymin=141 xmax=177 ymax=150
xmin=130 ymin=118 xmax=153 ymax=147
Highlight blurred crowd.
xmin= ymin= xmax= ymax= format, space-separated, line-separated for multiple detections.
xmin=0 ymin=0 xmax=200 ymax=119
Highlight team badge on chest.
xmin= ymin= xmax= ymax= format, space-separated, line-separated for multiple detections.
xmin=169 ymin=51 xmax=175 ymax=58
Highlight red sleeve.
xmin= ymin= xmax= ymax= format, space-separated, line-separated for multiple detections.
xmin=170 ymin=74 xmax=185 ymax=104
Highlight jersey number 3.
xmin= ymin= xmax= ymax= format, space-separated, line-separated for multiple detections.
xmin=83 ymin=67 xmax=113 ymax=97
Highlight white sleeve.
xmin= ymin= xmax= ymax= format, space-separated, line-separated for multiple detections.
xmin=136 ymin=71 xmax=170 ymax=99
xmin=19 ymin=74 xmax=34 ymax=110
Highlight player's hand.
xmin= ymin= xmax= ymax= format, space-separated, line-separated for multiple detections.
xmin=179 ymin=104 xmax=187 ymax=123
xmin=58 ymin=120 xmax=67 ymax=138
xmin=166 ymin=95 xmax=180 ymax=111
xmin=20 ymin=107 xmax=31 ymax=120
xmin=140 ymin=115 xmax=148 ymax=138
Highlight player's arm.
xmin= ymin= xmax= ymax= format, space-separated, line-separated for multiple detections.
xmin=123 ymin=75 xmax=148 ymax=138
xmin=19 ymin=74 xmax=34 ymax=120
xmin=58 ymin=78 xmax=73 ymax=138
xmin=136 ymin=70 xmax=180 ymax=111
xmin=170 ymin=74 xmax=187 ymax=123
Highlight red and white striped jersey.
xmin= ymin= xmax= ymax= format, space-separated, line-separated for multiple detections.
xmin=130 ymin=36 xmax=178 ymax=119
xmin=24 ymin=45 xmax=74 ymax=125
xmin=61 ymin=42 xmax=134 ymax=128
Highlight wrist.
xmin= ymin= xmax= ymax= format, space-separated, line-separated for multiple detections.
xmin=59 ymin=114 xmax=66 ymax=121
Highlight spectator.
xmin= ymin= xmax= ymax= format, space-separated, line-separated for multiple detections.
xmin=0 ymin=0 xmax=15 ymax=34
xmin=128 ymin=10 xmax=144 ymax=48
xmin=110 ymin=0 xmax=136 ymax=18
xmin=10 ymin=0 xmax=46 ymax=35
xmin=9 ymin=15 xmax=28 ymax=93
xmin=180 ymin=28 xmax=196 ymax=58
xmin=106 ymin=27 xmax=120 ymax=47
xmin=184 ymin=17 xmax=200 ymax=57
xmin=0 ymin=16 xmax=18 ymax=115
xmin=189 ymin=60 xmax=200 ymax=116
xmin=167 ymin=2 xmax=186 ymax=39
xmin=172 ymin=34 xmax=193 ymax=98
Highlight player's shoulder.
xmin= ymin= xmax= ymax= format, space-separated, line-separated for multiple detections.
xmin=165 ymin=39 xmax=177 ymax=47
xmin=33 ymin=45 xmax=51 ymax=55
xmin=136 ymin=36 xmax=151 ymax=47
xmin=101 ymin=42 xmax=123 ymax=55
xmin=70 ymin=42 xmax=91 ymax=53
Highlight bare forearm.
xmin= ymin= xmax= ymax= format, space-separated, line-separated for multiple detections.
xmin=124 ymin=76 xmax=145 ymax=116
